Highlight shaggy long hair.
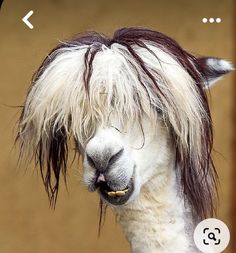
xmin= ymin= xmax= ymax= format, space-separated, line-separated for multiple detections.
xmin=17 ymin=27 xmax=219 ymax=219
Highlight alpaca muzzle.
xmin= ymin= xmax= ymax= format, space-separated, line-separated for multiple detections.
xmin=97 ymin=176 xmax=134 ymax=205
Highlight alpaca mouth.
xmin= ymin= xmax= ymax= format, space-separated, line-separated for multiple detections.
xmin=98 ymin=178 xmax=134 ymax=205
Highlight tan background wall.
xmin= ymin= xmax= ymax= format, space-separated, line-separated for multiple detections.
xmin=0 ymin=0 xmax=234 ymax=252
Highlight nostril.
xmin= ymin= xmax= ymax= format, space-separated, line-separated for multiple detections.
xmin=108 ymin=148 xmax=124 ymax=166
xmin=86 ymin=153 xmax=105 ymax=172
xmin=86 ymin=148 xmax=124 ymax=171
xmin=86 ymin=153 xmax=96 ymax=168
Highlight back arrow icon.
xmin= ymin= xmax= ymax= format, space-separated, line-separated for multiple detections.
xmin=22 ymin=10 xmax=34 ymax=29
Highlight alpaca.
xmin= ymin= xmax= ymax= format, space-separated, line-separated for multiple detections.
xmin=17 ymin=27 xmax=233 ymax=253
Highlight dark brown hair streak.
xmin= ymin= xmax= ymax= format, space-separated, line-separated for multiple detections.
xmin=17 ymin=27 xmax=218 ymax=218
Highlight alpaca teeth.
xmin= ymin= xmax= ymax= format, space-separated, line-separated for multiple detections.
xmin=107 ymin=191 xmax=116 ymax=197
xmin=106 ymin=188 xmax=129 ymax=197
xmin=116 ymin=191 xmax=126 ymax=196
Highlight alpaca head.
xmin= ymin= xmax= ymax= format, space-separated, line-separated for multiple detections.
xmin=17 ymin=28 xmax=233 ymax=219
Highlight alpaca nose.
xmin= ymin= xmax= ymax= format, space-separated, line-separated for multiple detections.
xmin=86 ymin=148 xmax=124 ymax=172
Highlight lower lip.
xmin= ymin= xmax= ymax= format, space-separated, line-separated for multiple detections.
xmin=99 ymin=177 xmax=134 ymax=205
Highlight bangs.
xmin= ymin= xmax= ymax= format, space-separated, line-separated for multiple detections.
xmin=17 ymin=27 xmax=217 ymax=218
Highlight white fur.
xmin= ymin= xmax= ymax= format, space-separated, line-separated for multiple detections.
xmin=204 ymin=58 xmax=234 ymax=86
xmin=19 ymin=42 xmax=207 ymax=167
xmin=19 ymin=40 xmax=230 ymax=252
xmin=207 ymin=58 xmax=233 ymax=72
xmin=84 ymin=116 xmax=199 ymax=252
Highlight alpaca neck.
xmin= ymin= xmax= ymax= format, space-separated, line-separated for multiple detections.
xmin=115 ymin=165 xmax=198 ymax=253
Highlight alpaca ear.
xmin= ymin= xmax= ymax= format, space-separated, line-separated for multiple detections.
xmin=197 ymin=57 xmax=234 ymax=87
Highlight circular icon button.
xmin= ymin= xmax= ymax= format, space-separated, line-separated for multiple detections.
xmin=194 ymin=218 xmax=230 ymax=253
